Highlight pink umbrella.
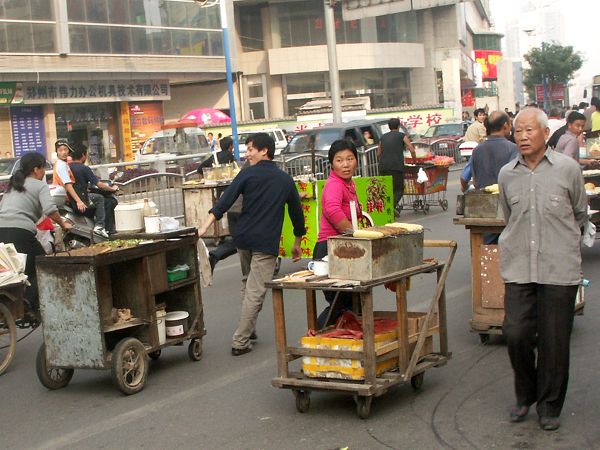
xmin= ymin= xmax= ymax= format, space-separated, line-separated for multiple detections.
xmin=180 ymin=108 xmax=231 ymax=125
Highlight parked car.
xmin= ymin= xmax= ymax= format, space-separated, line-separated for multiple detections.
xmin=137 ymin=122 xmax=211 ymax=163
xmin=281 ymin=119 xmax=412 ymax=156
xmin=231 ymin=128 xmax=288 ymax=157
xmin=0 ymin=156 xmax=53 ymax=192
xmin=459 ymin=141 xmax=479 ymax=161
xmin=413 ymin=122 xmax=466 ymax=146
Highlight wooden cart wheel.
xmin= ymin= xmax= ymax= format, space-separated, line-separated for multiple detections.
xmin=36 ymin=344 xmax=74 ymax=390
xmin=111 ymin=337 xmax=148 ymax=395
xmin=354 ymin=395 xmax=372 ymax=419
xmin=148 ymin=350 xmax=161 ymax=361
xmin=439 ymin=199 xmax=449 ymax=211
xmin=293 ymin=389 xmax=310 ymax=413
xmin=410 ymin=372 xmax=425 ymax=390
xmin=188 ymin=338 xmax=203 ymax=361
xmin=479 ymin=333 xmax=490 ymax=345
xmin=0 ymin=303 xmax=16 ymax=376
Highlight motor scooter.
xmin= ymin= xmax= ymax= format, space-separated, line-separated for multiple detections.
xmin=48 ymin=185 xmax=109 ymax=249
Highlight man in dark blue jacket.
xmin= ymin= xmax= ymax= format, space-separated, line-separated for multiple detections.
xmin=199 ymin=133 xmax=306 ymax=355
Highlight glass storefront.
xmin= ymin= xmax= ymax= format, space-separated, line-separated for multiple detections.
xmin=0 ymin=0 xmax=56 ymax=53
xmin=55 ymin=103 xmax=120 ymax=165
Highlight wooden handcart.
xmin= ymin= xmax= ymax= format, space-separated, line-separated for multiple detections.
xmin=453 ymin=217 xmax=585 ymax=344
xmin=266 ymin=240 xmax=456 ymax=418
xmin=35 ymin=227 xmax=205 ymax=395
xmin=0 ymin=281 xmax=40 ymax=376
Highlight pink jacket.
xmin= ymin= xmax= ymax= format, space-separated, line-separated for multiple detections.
xmin=318 ymin=172 xmax=361 ymax=242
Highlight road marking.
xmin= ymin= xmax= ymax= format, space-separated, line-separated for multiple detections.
xmin=37 ymin=358 xmax=274 ymax=450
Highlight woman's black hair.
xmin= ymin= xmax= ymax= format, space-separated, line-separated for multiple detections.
xmin=328 ymin=139 xmax=358 ymax=163
xmin=7 ymin=152 xmax=46 ymax=193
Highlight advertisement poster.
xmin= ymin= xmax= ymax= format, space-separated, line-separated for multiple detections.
xmin=120 ymin=102 xmax=133 ymax=161
xmin=10 ymin=106 xmax=46 ymax=157
xmin=474 ymin=50 xmax=502 ymax=81
xmin=129 ymin=102 xmax=164 ymax=154
xmin=279 ymin=176 xmax=393 ymax=258
xmin=0 ymin=82 xmax=24 ymax=105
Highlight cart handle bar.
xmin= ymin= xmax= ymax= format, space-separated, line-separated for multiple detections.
xmin=423 ymin=239 xmax=457 ymax=248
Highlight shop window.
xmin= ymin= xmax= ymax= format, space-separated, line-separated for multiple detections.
xmin=0 ymin=23 xmax=6 ymax=52
xmin=6 ymin=23 xmax=34 ymax=52
xmin=238 ymin=5 xmax=264 ymax=52
xmin=84 ymin=0 xmax=108 ymax=23
xmin=249 ymin=102 xmax=266 ymax=120
xmin=88 ymin=26 xmax=111 ymax=54
xmin=1 ymin=0 xmax=52 ymax=20
xmin=376 ymin=11 xmax=418 ymax=43
xmin=110 ymin=27 xmax=132 ymax=54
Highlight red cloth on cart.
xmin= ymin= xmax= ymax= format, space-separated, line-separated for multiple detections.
xmin=315 ymin=311 xmax=398 ymax=339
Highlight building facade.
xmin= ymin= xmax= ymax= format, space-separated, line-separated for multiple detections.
xmin=227 ymin=0 xmax=495 ymax=122
xmin=0 ymin=0 xmax=226 ymax=162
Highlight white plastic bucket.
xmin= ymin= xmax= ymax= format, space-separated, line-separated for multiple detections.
xmin=156 ymin=309 xmax=166 ymax=345
xmin=164 ymin=311 xmax=189 ymax=338
xmin=115 ymin=202 xmax=144 ymax=232
xmin=144 ymin=215 xmax=161 ymax=233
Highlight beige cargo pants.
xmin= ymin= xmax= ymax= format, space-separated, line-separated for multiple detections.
xmin=232 ymin=249 xmax=277 ymax=350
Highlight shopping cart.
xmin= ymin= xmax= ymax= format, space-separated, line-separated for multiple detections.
xmin=402 ymin=164 xmax=450 ymax=214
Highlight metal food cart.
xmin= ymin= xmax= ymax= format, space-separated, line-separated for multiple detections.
xmin=265 ymin=240 xmax=456 ymax=418
xmin=35 ymin=228 xmax=205 ymax=395
xmin=182 ymin=181 xmax=231 ymax=240
xmin=453 ymin=217 xmax=585 ymax=343
xmin=402 ymin=164 xmax=450 ymax=213
xmin=0 ymin=282 xmax=39 ymax=375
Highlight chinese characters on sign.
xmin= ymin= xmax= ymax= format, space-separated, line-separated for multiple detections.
xmin=535 ymin=84 xmax=565 ymax=103
xmin=10 ymin=106 xmax=46 ymax=157
xmin=22 ymin=80 xmax=171 ymax=104
xmin=0 ymin=82 xmax=24 ymax=105
xmin=474 ymin=50 xmax=502 ymax=81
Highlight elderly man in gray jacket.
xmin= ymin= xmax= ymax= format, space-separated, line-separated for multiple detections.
xmin=498 ymin=107 xmax=587 ymax=431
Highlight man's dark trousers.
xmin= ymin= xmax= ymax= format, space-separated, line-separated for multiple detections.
xmin=503 ymin=283 xmax=578 ymax=418
xmin=380 ymin=169 xmax=404 ymax=207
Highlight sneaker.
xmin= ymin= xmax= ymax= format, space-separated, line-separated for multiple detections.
xmin=509 ymin=405 xmax=529 ymax=423
xmin=539 ymin=416 xmax=560 ymax=431
xmin=231 ymin=345 xmax=252 ymax=356
xmin=250 ymin=331 xmax=258 ymax=340
xmin=93 ymin=226 xmax=109 ymax=238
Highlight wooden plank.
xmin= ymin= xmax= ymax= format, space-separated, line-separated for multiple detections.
xmin=470 ymin=231 xmax=484 ymax=316
xmin=305 ymin=289 xmax=317 ymax=331
xmin=437 ymin=266 xmax=449 ymax=357
xmin=480 ymin=245 xmax=505 ymax=309
xmin=272 ymin=288 xmax=288 ymax=378
xmin=103 ymin=318 xmax=145 ymax=333
xmin=361 ymin=291 xmax=377 ymax=386
xmin=147 ymin=253 xmax=168 ymax=294
xmin=395 ymin=278 xmax=409 ymax=374
xmin=271 ymin=377 xmax=374 ymax=395
xmin=453 ymin=217 xmax=506 ymax=226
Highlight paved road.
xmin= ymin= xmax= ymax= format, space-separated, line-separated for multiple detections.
xmin=2 ymin=172 xmax=600 ymax=449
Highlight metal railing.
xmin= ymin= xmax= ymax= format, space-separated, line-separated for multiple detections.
xmin=429 ymin=139 xmax=462 ymax=162
xmin=118 ymin=172 xmax=185 ymax=220
xmin=276 ymin=154 xmax=331 ymax=180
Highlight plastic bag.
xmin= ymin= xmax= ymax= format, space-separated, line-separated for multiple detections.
xmin=417 ymin=167 xmax=429 ymax=183
xmin=159 ymin=216 xmax=179 ymax=231
xmin=583 ymin=221 xmax=596 ymax=247
xmin=36 ymin=229 xmax=54 ymax=254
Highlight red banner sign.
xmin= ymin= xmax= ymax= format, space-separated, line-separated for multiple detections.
xmin=474 ymin=50 xmax=502 ymax=81
xmin=535 ymin=84 xmax=565 ymax=102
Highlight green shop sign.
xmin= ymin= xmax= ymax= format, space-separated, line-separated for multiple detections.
xmin=0 ymin=82 xmax=24 ymax=105
xmin=279 ymin=176 xmax=394 ymax=258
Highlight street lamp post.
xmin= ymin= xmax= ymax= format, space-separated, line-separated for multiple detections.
xmin=324 ymin=0 xmax=342 ymax=124
xmin=195 ymin=0 xmax=240 ymax=160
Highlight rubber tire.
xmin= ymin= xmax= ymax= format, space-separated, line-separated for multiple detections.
xmin=294 ymin=389 xmax=310 ymax=413
xmin=110 ymin=337 xmax=148 ymax=395
xmin=36 ymin=343 xmax=74 ymax=390
xmin=440 ymin=199 xmax=449 ymax=211
xmin=0 ymin=303 xmax=16 ymax=376
xmin=354 ymin=395 xmax=372 ymax=419
xmin=148 ymin=350 xmax=161 ymax=361
xmin=479 ymin=333 xmax=491 ymax=345
xmin=423 ymin=203 xmax=430 ymax=214
xmin=411 ymin=372 xmax=425 ymax=390
xmin=412 ymin=201 xmax=420 ymax=212
xmin=188 ymin=338 xmax=203 ymax=361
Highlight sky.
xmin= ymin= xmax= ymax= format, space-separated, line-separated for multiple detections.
xmin=489 ymin=0 xmax=599 ymax=104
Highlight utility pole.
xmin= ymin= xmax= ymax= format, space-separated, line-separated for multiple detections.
xmin=324 ymin=0 xmax=342 ymax=124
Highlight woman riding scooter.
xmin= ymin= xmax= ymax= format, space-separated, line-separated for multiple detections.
xmin=0 ymin=152 xmax=72 ymax=316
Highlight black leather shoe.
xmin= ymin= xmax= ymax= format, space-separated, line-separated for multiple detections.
xmin=250 ymin=331 xmax=257 ymax=340
xmin=539 ymin=416 xmax=560 ymax=431
xmin=509 ymin=405 xmax=530 ymax=423
xmin=231 ymin=346 xmax=252 ymax=356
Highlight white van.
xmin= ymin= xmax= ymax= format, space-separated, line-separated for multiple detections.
xmin=234 ymin=128 xmax=287 ymax=157
xmin=137 ymin=123 xmax=211 ymax=162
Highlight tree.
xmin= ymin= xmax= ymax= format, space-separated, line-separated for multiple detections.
xmin=522 ymin=43 xmax=583 ymax=106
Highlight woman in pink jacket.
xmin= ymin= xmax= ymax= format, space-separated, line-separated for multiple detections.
xmin=312 ymin=139 xmax=361 ymax=327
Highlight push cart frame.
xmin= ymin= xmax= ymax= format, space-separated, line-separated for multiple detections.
xmin=35 ymin=227 xmax=205 ymax=394
xmin=402 ymin=164 xmax=450 ymax=214
xmin=453 ymin=217 xmax=585 ymax=344
xmin=265 ymin=240 xmax=457 ymax=418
